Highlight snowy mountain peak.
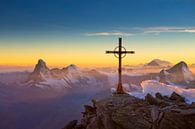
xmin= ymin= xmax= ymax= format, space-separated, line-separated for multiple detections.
xmin=66 ymin=64 xmax=78 ymax=71
xmin=146 ymin=59 xmax=171 ymax=67
xmin=34 ymin=59 xmax=49 ymax=72
xmin=33 ymin=59 xmax=50 ymax=73
xmin=159 ymin=61 xmax=194 ymax=85
xmin=28 ymin=59 xmax=51 ymax=81
xmin=25 ymin=60 xmax=110 ymax=90
xmin=37 ymin=59 xmax=47 ymax=68
xmin=167 ymin=61 xmax=188 ymax=73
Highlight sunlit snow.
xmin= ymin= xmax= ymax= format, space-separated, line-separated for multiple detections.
xmin=119 ymin=80 xmax=195 ymax=104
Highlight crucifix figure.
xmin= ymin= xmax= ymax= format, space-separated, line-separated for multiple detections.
xmin=106 ymin=38 xmax=135 ymax=94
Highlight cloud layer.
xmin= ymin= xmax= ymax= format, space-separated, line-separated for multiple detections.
xmin=86 ymin=32 xmax=133 ymax=36
xmin=143 ymin=27 xmax=195 ymax=34
xmin=86 ymin=26 xmax=195 ymax=37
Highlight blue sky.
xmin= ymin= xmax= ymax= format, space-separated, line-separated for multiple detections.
xmin=0 ymin=0 xmax=195 ymax=67
xmin=0 ymin=0 xmax=195 ymax=35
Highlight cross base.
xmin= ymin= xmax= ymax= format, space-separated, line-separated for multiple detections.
xmin=116 ymin=83 xmax=126 ymax=94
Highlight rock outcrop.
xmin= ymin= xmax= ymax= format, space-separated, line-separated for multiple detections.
xmin=63 ymin=93 xmax=195 ymax=129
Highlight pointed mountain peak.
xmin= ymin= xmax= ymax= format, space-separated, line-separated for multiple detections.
xmin=38 ymin=59 xmax=46 ymax=66
xmin=28 ymin=59 xmax=51 ymax=81
xmin=34 ymin=59 xmax=49 ymax=72
xmin=67 ymin=64 xmax=78 ymax=70
xmin=177 ymin=61 xmax=188 ymax=68
xmin=159 ymin=61 xmax=194 ymax=84
xmin=168 ymin=61 xmax=188 ymax=73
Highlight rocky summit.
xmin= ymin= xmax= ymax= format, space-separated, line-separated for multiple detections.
xmin=63 ymin=93 xmax=195 ymax=129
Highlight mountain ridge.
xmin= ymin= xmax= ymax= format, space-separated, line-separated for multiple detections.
xmin=26 ymin=59 xmax=109 ymax=90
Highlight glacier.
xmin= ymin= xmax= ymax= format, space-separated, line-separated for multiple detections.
xmin=126 ymin=80 xmax=195 ymax=104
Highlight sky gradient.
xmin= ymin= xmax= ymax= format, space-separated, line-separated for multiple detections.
xmin=0 ymin=0 xmax=195 ymax=68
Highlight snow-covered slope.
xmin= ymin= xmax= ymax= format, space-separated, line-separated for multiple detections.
xmin=111 ymin=80 xmax=195 ymax=104
xmin=26 ymin=59 xmax=109 ymax=90
xmin=140 ymin=80 xmax=195 ymax=104
xmin=158 ymin=61 xmax=195 ymax=85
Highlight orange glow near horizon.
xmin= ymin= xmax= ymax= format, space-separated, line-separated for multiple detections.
xmin=0 ymin=35 xmax=195 ymax=68
xmin=1 ymin=48 xmax=195 ymax=68
xmin=1 ymin=55 xmax=195 ymax=68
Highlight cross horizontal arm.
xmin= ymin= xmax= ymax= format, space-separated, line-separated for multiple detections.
xmin=105 ymin=51 xmax=119 ymax=54
xmin=121 ymin=51 xmax=135 ymax=54
xmin=106 ymin=51 xmax=135 ymax=54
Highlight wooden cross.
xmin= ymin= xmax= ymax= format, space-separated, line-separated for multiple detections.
xmin=106 ymin=38 xmax=135 ymax=94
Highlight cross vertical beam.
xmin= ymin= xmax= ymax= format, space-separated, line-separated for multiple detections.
xmin=106 ymin=37 xmax=135 ymax=94
xmin=117 ymin=38 xmax=124 ymax=94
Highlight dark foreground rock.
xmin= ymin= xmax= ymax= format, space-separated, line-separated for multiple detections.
xmin=62 ymin=120 xmax=77 ymax=129
xmin=63 ymin=93 xmax=195 ymax=129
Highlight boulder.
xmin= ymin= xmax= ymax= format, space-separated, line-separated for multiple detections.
xmin=83 ymin=105 xmax=96 ymax=115
xmin=145 ymin=94 xmax=160 ymax=105
xmin=155 ymin=92 xmax=163 ymax=100
xmin=170 ymin=92 xmax=185 ymax=102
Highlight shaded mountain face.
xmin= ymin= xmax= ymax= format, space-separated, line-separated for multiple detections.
xmin=28 ymin=59 xmax=51 ymax=81
xmin=159 ymin=61 xmax=194 ymax=85
xmin=146 ymin=59 xmax=171 ymax=67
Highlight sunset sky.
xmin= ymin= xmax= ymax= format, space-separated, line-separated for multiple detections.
xmin=0 ymin=0 xmax=195 ymax=68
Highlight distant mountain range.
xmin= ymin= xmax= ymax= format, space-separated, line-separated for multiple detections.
xmin=24 ymin=59 xmax=195 ymax=90
xmin=0 ymin=59 xmax=194 ymax=90
xmin=26 ymin=59 xmax=109 ymax=90
xmin=146 ymin=59 xmax=172 ymax=67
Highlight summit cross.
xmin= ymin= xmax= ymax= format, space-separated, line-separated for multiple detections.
xmin=106 ymin=38 xmax=135 ymax=94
